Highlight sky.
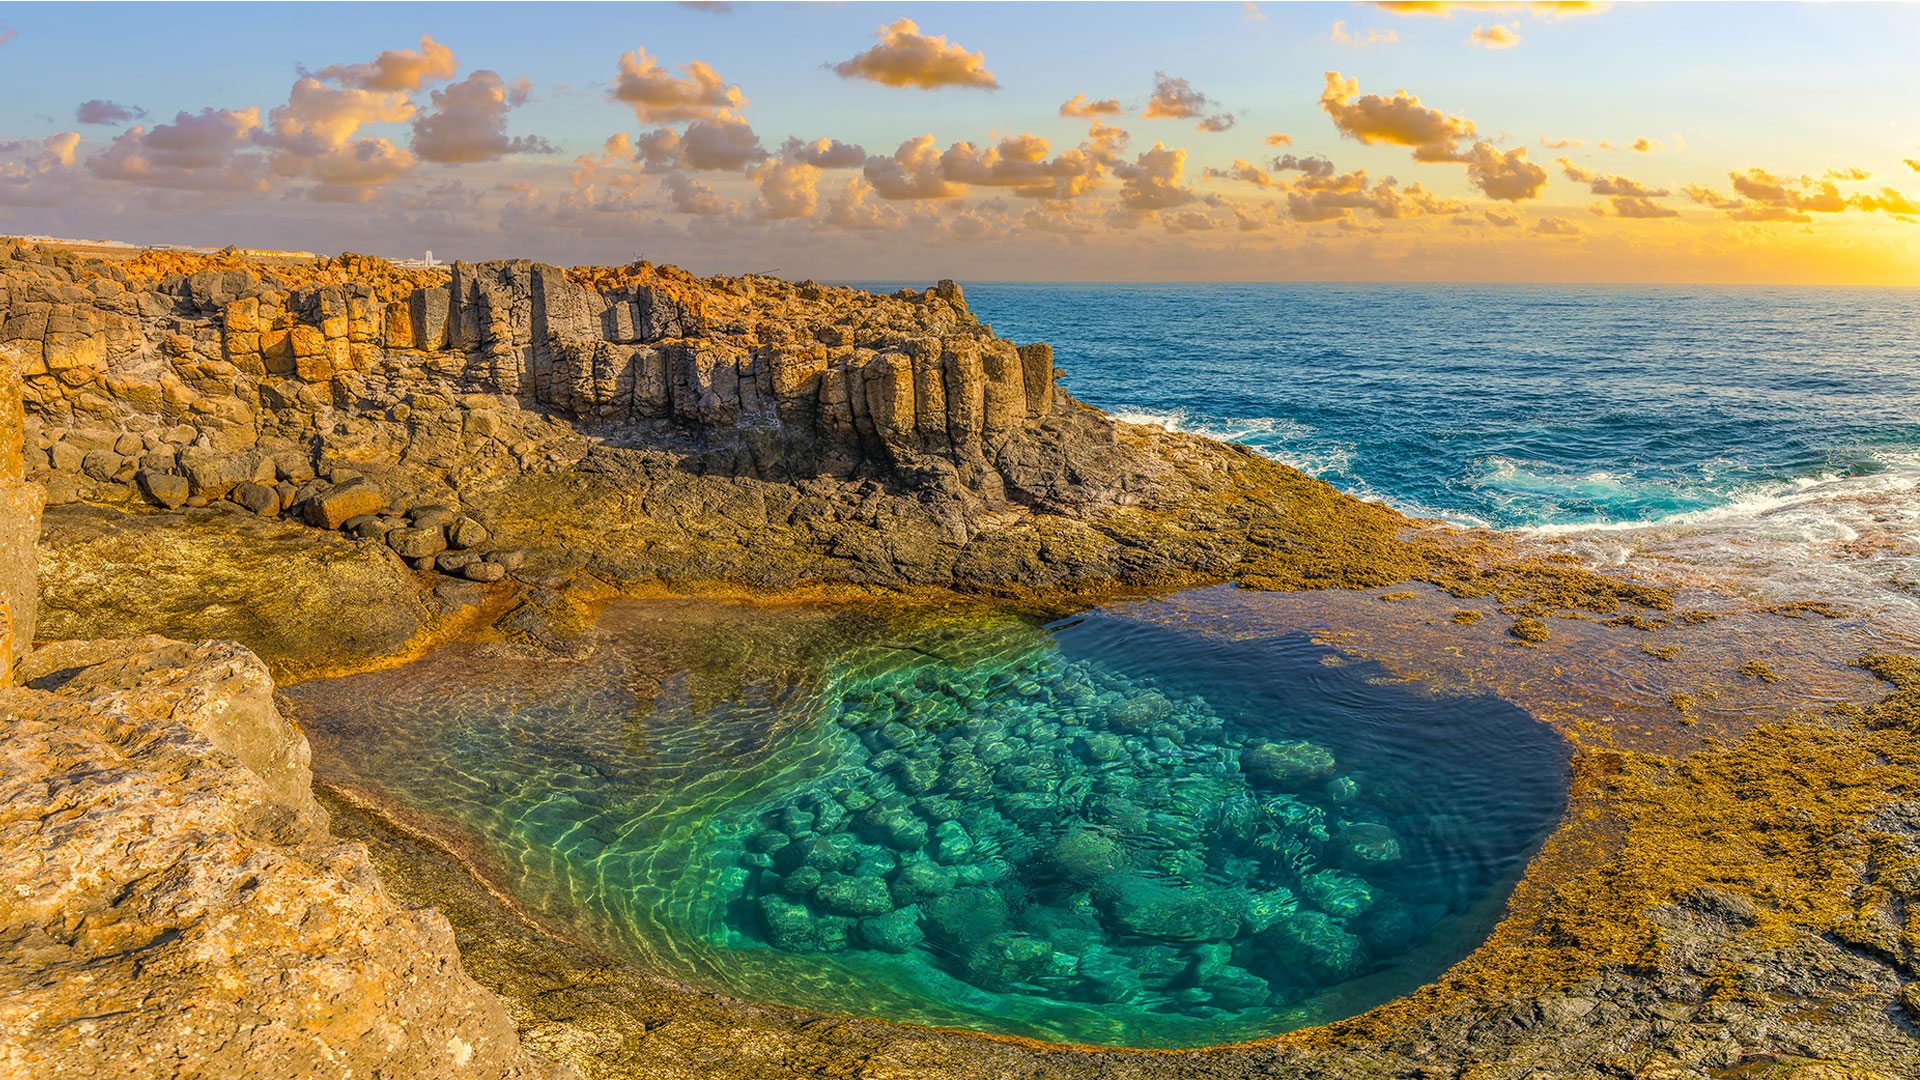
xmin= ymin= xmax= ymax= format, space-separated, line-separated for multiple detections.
xmin=2 ymin=1 xmax=1919 ymax=284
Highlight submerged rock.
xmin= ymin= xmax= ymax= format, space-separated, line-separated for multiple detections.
xmin=1242 ymin=739 xmax=1339 ymax=785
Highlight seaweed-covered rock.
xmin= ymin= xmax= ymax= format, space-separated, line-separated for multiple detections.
xmin=815 ymin=874 xmax=895 ymax=916
xmin=961 ymin=932 xmax=1055 ymax=990
xmin=1304 ymin=869 xmax=1376 ymax=918
xmin=924 ymin=886 xmax=1010 ymax=946
xmin=891 ymin=858 xmax=957 ymax=904
xmin=1262 ymin=909 xmax=1364 ymax=982
xmin=1099 ymin=876 xmax=1242 ymax=942
xmin=759 ymin=894 xmax=850 ymax=952
xmin=1046 ymin=829 xmax=1129 ymax=879
xmin=856 ymin=906 xmax=924 ymax=953
xmin=1242 ymin=739 xmax=1338 ymax=785
xmin=1336 ymin=821 xmax=1404 ymax=867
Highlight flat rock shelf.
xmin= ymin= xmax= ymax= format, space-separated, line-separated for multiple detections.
xmin=286 ymin=594 xmax=1567 ymax=1049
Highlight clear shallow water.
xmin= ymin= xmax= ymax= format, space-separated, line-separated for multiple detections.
xmin=291 ymin=602 xmax=1565 ymax=1048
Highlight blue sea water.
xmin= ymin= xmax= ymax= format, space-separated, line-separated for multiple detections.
xmin=944 ymin=284 xmax=1920 ymax=531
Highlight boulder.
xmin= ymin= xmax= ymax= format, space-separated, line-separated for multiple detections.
xmin=814 ymin=874 xmax=895 ymax=917
xmin=855 ymin=906 xmax=923 ymax=953
xmin=80 ymin=449 xmax=124 ymax=482
xmin=1242 ymin=740 xmax=1338 ymax=785
xmin=136 ymin=470 xmax=190 ymax=510
xmin=960 ymin=932 xmax=1054 ymax=990
xmin=387 ymin=525 xmax=448 ymax=559
xmin=464 ymin=561 xmax=507 ymax=583
xmin=448 ymin=515 xmax=490 ymax=550
xmin=304 ymin=481 xmax=386 ymax=530
xmin=230 ymin=482 xmax=279 ymax=516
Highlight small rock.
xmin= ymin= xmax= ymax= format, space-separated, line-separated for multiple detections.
xmin=464 ymin=561 xmax=507 ymax=583
xmin=386 ymin=525 xmax=448 ymax=559
xmin=48 ymin=441 xmax=85 ymax=473
xmin=304 ymin=481 xmax=386 ymax=530
xmin=80 ymin=449 xmax=124 ymax=483
xmin=136 ymin=470 xmax=190 ymax=510
xmin=489 ymin=548 xmax=527 ymax=571
xmin=448 ymin=516 xmax=490 ymax=550
xmin=230 ymin=482 xmax=279 ymax=516
xmin=410 ymin=505 xmax=457 ymax=529
xmin=435 ymin=551 xmax=480 ymax=574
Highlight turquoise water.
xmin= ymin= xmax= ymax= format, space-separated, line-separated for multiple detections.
xmin=937 ymin=284 xmax=1920 ymax=530
xmin=291 ymin=601 xmax=1565 ymax=1048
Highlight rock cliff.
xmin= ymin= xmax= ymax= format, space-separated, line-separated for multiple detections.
xmin=0 ymin=637 xmax=556 ymax=1080
xmin=4 ymin=239 xmax=1396 ymax=618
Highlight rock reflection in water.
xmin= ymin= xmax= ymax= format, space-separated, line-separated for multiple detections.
xmin=289 ymin=597 xmax=1566 ymax=1048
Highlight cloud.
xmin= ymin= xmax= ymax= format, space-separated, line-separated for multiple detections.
xmin=1484 ymin=208 xmax=1520 ymax=226
xmin=1281 ymin=164 xmax=1470 ymax=223
xmin=1534 ymin=215 xmax=1583 ymax=235
xmin=411 ymin=70 xmax=556 ymax=163
xmin=823 ymin=178 xmax=906 ymax=230
xmin=1609 ymin=195 xmax=1679 ymax=219
xmin=636 ymin=114 xmax=767 ymax=171
xmin=312 ymin=35 xmax=457 ymax=91
xmin=0 ymin=25 xmax=15 ymax=47
xmin=0 ymin=133 xmax=83 ymax=207
xmin=76 ymin=100 xmax=148 ymax=126
xmin=1729 ymin=167 xmax=1845 ymax=212
xmin=1467 ymin=23 xmax=1522 ymax=48
xmin=1373 ymin=2 xmax=1608 ymax=19
xmin=660 ymin=171 xmax=734 ymax=215
xmin=1825 ymin=166 xmax=1870 ymax=181
xmin=1852 ymin=188 xmax=1920 ymax=215
xmin=1060 ymin=94 xmax=1123 ymax=118
xmin=1244 ymin=2 xmax=1267 ymax=20
xmin=1319 ymin=72 xmax=1474 ymax=162
xmin=1331 ymin=21 xmax=1399 ymax=46
xmin=1465 ymin=143 xmax=1548 ymax=200
xmin=1142 ymin=73 xmax=1235 ymax=132
xmin=87 ymin=107 xmax=268 ymax=191
xmin=1203 ymin=159 xmax=1280 ymax=189
xmin=1273 ymin=153 xmax=1338 ymax=179
xmin=754 ymin=158 xmax=821 ymax=219
xmin=1907 ymin=159 xmax=1920 ymax=173
xmin=1631 ymin=137 xmax=1662 ymax=152
xmin=940 ymin=134 xmax=1105 ymax=199
xmin=612 ymin=48 xmax=746 ymax=123
xmin=832 ymin=19 xmax=999 ymax=90
xmin=1112 ymin=142 xmax=1196 ymax=214
xmin=782 ymin=137 xmax=867 ymax=168
xmin=863 ymin=134 xmax=965 ymax=199
xmin=1555 ymin=158 xmax=1667 ymax=198
xmin=1540 ymin=135 xmax=1583 ymax=149
xmin=1265 ymin=132 xmax=1293 ymax=147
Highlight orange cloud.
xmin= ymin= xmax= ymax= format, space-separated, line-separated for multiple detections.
xmin=1265 ymin=133 xmax=1293 ymax=147
xmin=1534 ymin=215 xmax=1583 ymax=235
xmin=1825 ymin=166 xmax=1869 ymax=181
xmin=1467 ymin=24 xmax=1522 ymax=48
xmin=635 ymin=114 xmax=766 ymax=172
xmin=1540 ymin=135 xmax=1583 ymax=149
xmin=1556 ymin=158 xmax=1667 ymax=198
xmin=1060 ymin=94 xmax=1123 ymax=118
xmin=1142 ymin=73 xmax=1235 ymax=132
xmin=1484 ymin=208 xmax=1520 ymax=226
xmin=0 ymin=133 xmax=83 ymax=207
xmin=1630 ymin=137 xmax=1662 ymax=152
xmin=1112 ymin=142 xmax=1196 ymax=215
xmin=863 ymin=135 xmax=964 ymax=199
xmin=411 ymin=70 xmax=555 ymax=163
xmin=1609 ymin=196 xmax=1679 ymax=219
xmin=1907 ymin=158 xmax=1920 ymax=173
xmin=88 ymin=107 xmax=267 ymax=192
xmin=312 ymin=35 xmax=457 ymax=92
xmin=1331 ymin=21 xmax=1399 ymax=46
xmin=832 ymin=19 xmax=999 ymax=90
xmin=1466 ymin=143 xmax=1548 ymax=200
xmin=1319 ymin=72 xmax=1474 ymax=162
xmin=1281 ymin=163 xmax=1470 ymax=223
xmin=612 ymin=49 xmax=745 ymax=123
xmin=1374 ymin=2 xmax=1608 ymax=18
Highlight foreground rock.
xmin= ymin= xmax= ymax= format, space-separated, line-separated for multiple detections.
xmin=0 ymin=637 xmax=557 ymax=1079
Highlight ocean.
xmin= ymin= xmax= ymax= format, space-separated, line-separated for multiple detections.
xmin=949 ymin=283 xmax=1920 ymax=640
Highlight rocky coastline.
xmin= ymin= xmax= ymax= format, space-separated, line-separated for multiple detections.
xmin=3 ymin=239 xmax=1916 ymax=1080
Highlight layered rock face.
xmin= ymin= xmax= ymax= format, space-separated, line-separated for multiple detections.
xmin=0 ymin=637 xmax=554 ymax=1080
xmin=6 ymin=241 xmax=1291 ymax=595
xmin=0 ymin=342 xmax=43 ymax=677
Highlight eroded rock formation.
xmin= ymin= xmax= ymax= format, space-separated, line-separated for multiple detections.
xmin=5 ymin=241 xmax=1346 ymax=606
xmin=0 ymin=637 xmax=556 ymax=1080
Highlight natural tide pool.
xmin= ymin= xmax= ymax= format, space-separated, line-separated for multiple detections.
xmin=289 ymin=596 xmax=1568 ymax=1048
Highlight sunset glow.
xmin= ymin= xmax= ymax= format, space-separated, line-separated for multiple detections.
xmin=3 ymin=1 xmax=1918 ymax=282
